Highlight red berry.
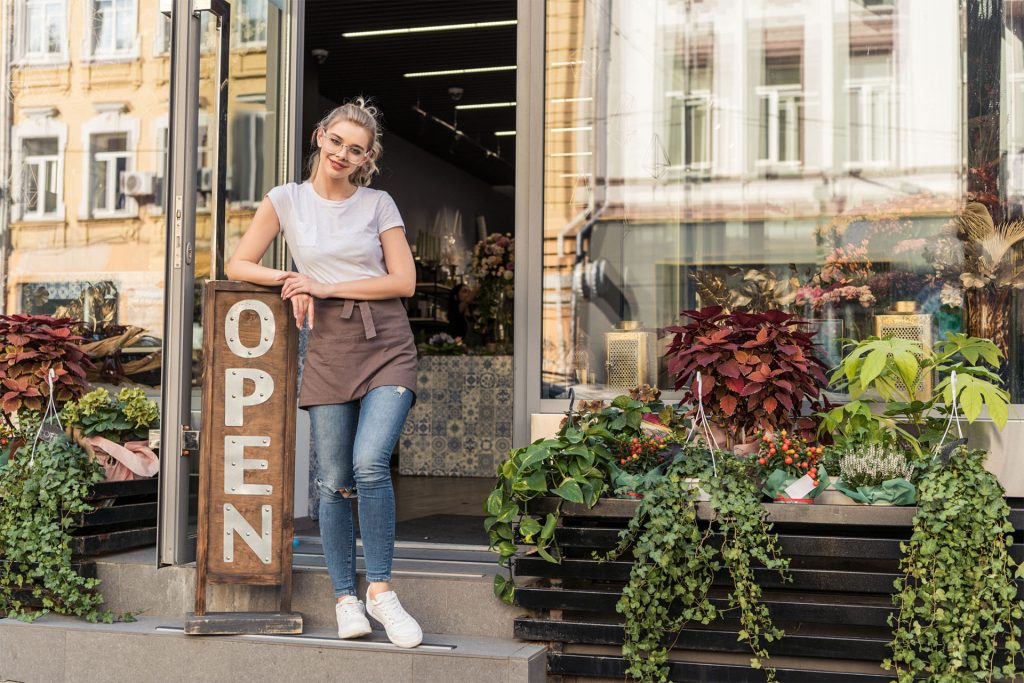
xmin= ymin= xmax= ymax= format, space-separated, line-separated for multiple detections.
xmin=758 ymin=457 xmax=766 ymax=465
xmin=784 ymin=457 xmax=793 ymax=465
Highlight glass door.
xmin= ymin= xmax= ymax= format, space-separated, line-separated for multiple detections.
xmin=158 ymin=0 xmax=298 ymax=566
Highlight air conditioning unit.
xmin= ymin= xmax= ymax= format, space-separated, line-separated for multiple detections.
xmin=120 ymin=171 xmax=156 ymax=196
xmin=197 ymin=167 xmax=213 ymax=192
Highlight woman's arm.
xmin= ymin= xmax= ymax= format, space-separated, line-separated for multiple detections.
xmin=278 ymin=226 xmax=416 ymax=300
xmin=225 ymin=197 xmax=291 ymax=285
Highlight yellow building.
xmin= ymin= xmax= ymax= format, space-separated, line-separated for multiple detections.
xmin=2 ymin=0 xmax=272 ymax=335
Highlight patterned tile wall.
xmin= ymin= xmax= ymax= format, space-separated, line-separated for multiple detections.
xmin=399 ymin=355 xmax=514 ymax=478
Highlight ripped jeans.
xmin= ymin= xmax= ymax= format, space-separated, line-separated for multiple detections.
xmin=309 ymin=385 xmax=414 ymax=598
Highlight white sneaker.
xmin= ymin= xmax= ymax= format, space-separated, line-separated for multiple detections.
xmin=335 ymin=595 xmax=372 ymax=639
xmin=365 ymin=589 xmax=423 ymax=648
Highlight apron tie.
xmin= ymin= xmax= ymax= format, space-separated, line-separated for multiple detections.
xmin=341 ymin=299 xmax=377 ymax=340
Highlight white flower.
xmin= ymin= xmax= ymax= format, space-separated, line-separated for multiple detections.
xmin=940 ymin=283 xmax=963 ymax=307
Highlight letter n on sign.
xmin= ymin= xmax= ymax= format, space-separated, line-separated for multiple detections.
xmin=186 ymin=281 xmax=302 ymax=635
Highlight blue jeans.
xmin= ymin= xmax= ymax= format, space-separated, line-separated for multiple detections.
xmin=310 ymin=385 xmax=414 ymax=598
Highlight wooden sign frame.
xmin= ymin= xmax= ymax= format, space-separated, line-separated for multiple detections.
xmin=185 ymin=281 xmax=302 ymax=635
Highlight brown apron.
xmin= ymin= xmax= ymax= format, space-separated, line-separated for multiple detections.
xmin=299 ymin=297 xmax=418 ymax=409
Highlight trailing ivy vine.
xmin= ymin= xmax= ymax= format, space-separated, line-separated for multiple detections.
xmin=603 ymin=450 xmax=788 ymax=682
xmin=0 ymin=420 xmax=114 ymax=622
xmin=885 ymin=445 xmax=1024 ymax=681
xmin=485 ymin=391 xmax=677 ymax=603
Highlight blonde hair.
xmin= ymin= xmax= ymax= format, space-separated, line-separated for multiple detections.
xmin=306 ymin=97 xmax=383 ymax=186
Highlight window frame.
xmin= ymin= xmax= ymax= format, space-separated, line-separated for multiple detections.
xmin=11 ymin=112 xmax=67 ymax=223
xmin=79 ymin=109 xmax=139 ymax=220
xmin=665 ymin=90 xmax=713 ymax=174
xmin=21 ymin=138 xmax=62 ymax=221
xmin=845 ymin=77 xmax=895 ymax=170
xmin=234 ymin=0 xmax=269 ymax=49
xmin=15 ymin=0 xmax=68 ymax=65
xmin=87 ymin=0 xmax=140 ymax=61
xmin=755 ymin=84 xmax=803 ymax=168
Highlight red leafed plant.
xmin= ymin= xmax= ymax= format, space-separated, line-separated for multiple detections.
xmin=665 ymin=306 xmax=828 ymax=443
xmin=0 ymin=314 xmax=93 ymax=423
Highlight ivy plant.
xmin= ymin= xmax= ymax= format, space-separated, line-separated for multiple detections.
xmin=0 ymin=419 xmax=117 ymax=622
xmin=485 ymin=390 xmax=679 ymax=603
xmin=602 ymin=450 xmax=789 ymax=682
xmin=885 ymin=446 xmax=1024 ymax=681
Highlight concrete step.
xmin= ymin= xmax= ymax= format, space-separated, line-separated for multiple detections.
xmin=90 ymin=547 xmax=526 ymax=640
xmin=0 ymin=615 xmax=547 ymax=683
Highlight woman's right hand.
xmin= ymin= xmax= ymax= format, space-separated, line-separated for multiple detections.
xmin=291 ymin=293 xmax=315 ymax=330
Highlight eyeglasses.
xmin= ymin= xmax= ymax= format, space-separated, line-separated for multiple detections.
xmin=321 ymin=133 xmax=369 ymax=163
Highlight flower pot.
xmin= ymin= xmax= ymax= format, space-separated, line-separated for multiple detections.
xmin=815 ymin=485 xmax=858 ymax=505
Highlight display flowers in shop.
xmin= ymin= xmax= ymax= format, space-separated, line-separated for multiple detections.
xmin=752 ymin=430 xmax=830 ymax=503
xmin=794 ymin=240 xmax=876 ymax=309
xmin=608 ymin=433 xmax=679 ymax=497
xmin=470 ymin=232 xmax=515 ymax=342
xmin=417 ymin=333 xmax=467 ymax=356
xmin=60 ymin=387 xmax=159 ymax=482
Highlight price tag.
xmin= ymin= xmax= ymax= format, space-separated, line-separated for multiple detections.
xmin=783 ymin=473 xmax=817 ymax=500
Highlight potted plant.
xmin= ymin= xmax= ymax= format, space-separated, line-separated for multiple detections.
xmin=416 ymin=332 xmax=468 ymax=356
xmin=60 ymin=387 xmax=160 ymax=482
xmin=752 ymin=430 xmax=830 ymax=503
xmin=831 ymin=442 xmax=916 ymax=506
xmin=0 ymin=314 xmax=93 ymax=424
xmin=665 ymin=306 xmax=829 ymax=451
xmin=825 ymin=332 xmax=1009 ymax=454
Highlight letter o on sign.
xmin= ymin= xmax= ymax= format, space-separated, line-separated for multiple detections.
xmin=225 ymin=299 xmax=275 ymax=358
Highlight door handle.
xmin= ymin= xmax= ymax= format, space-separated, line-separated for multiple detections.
xmin=196 ymin=0 xmax=231 ymax=282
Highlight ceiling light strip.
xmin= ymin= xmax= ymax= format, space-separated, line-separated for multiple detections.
xmin=494 ymin=130 xmax=517 ymax=137
xmin=548 ymin=97 xmax=594 ymax=104
xmin=343 ymin=20 xmax=517 ymax=38
xmin=455 ymin=101 xmax=517 ymax=110
xmin=550 ymin=126 xmax=593 ymax=133
xmin=404 ymin=65 xmax=517 ymax=78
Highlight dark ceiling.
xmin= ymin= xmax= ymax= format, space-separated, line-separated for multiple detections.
xmin=304 ymin=1 xmax=517 ymax=186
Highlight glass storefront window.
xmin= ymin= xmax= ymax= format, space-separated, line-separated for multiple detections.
xmin=540 ymin=0 xmax=1024 ymax=403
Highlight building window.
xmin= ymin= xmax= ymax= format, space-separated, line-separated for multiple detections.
xmin=847 ymin=53 xmax=894 ymax=168
xmin=22 ymin=0 xmax=66 ymax=61
xmin=89 ymin=133 xmax=130 ymax=216
xmin=236 ymin=0 xmax=268 ymax=47
xmin=21 ymin=138 xmax=61 ymax=220
xmin=666 ymin=59 xmax=712 ymax=172
xmin=757 ymin=59 xmax=803 ymax=166
xmin=229 ymin=111 xmax=265 ymax=205
xmin=155 ymin=120 xmax=211 ymax=211
xmin=91 ymin=0 xmax=137 ymax=57
xmin=156 ymin=12 xmax=214 ymax=55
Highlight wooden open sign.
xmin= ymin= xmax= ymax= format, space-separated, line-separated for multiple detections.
xmin=186 ymin=281 xmax=302 ymax=635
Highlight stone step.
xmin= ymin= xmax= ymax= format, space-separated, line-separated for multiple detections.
xmin=0 ymin=615 xmax=547 ymax=683
xmin=90 ymin=547 xmax=524 ymax=640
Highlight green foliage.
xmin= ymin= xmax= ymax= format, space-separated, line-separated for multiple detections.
xmin=60 ymin=387 xmax=159 ymax=442
xmin=603 ymin=450 xmax=788 ymax=682
xmin=486 ymin=391 xmax=680 ymax=603
xmin=817 ymin=400 xmax=914 ymax=452
xmin=0 ymin=423 xmax=115 ymax=622
xmin=885 ymin=447 xmax=1024 ymax=681
xmin=827 ymin=333 xmax=1010 ymax=452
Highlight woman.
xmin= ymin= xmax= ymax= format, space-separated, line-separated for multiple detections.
xmin=225 ymin=98 xmax=422 ymax=648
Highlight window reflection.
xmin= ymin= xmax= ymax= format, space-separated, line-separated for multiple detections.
xmin=541 ymin=0 xmax=983 ymax=400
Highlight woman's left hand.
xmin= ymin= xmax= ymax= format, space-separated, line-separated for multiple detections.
xmin=277 ymin=272 xmax=329 ymax=300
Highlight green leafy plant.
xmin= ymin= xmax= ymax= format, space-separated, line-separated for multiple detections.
xmin=60 ymin=387 xmax=159 ymax=442
xmin=0 ymin=314 xmax=93 ymax=422
xmin=0 ymin=421 xmax=115 ymax=622
xmin=485 ymin=390 xmax=680 ymax=603
xmin=825 ymin=333 xmax=1010 ymax=452
xmin=885 ymin=446 xmax=1024 ymax=681
xmin=603 ymin=450 xmax=789 ymax=682
xmin=665 ymin=307 xmax=828 ymax=445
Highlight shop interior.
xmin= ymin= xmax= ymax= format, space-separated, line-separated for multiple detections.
xmin=293 ymin=0 xmax=517 ymax=547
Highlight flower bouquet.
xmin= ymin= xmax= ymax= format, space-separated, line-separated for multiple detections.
xmin=753 ymin=430 xmax=830 ymax=503
xmin=470 ymin=233 xmax=515 ymax=342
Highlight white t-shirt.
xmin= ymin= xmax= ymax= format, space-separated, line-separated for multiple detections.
xmin=266 ymin=181 xmax=405 ymax=284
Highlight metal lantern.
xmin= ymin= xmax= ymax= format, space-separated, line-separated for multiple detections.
xmin=873 ymin=300 xmax=933 ymax=398
xmin=604 ymin=321 xmax=658 ymax=389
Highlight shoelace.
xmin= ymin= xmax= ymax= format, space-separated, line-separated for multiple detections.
xmin=339 ymin=600 xmax=365 ymax=616
xmin=374 ymin=595 xmax=409 ymax=624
